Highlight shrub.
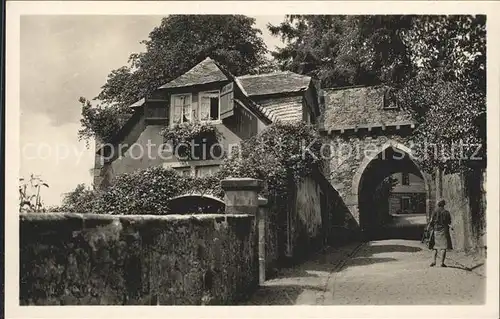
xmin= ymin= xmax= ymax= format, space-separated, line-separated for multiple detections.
xmin=91 ymin=166 xmax=191 ymax=215
xmin=56 ymin=184 xmax=97 ymax=214
xmin=219 ymin=121 xmax=324 ymax=198
xmin=65 ymin=122 xmax=324 ymax=216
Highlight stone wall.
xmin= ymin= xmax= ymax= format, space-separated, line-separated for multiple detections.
xmin=20 ymin=213 xmax=258 ymax=305
xmin=314 ymin=170 xmax=361 ymax=247
xmin=274 ymin=172 xmax=360 ymax=262
xmin=259 ymin=202 xmax=279 ymax=278
xmin=441 ymin=173 xmax=470 ymax=251
xmin=321 ymin=85 xmax=413 ymax=130
xmin=441 ymin=169 xmax=486 ymax=252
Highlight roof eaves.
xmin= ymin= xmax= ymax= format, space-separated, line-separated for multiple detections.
xmin=236 ymin=71 xmax=290 ymax=79
xmin=234 ymin=77 xmax=249 ymax=96
xmin=248 ymin=87 xmax=307 ymax=98
xmin=158 ymin=78 xmax=229 ymax=90
xmin=130 ymin=97 xmax=146 ymax=109
xmin=322 ymin=83 xmax=385 ymax=91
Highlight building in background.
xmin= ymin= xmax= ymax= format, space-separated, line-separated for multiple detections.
xmin=388 ymin=172 xmax=426 ymax=215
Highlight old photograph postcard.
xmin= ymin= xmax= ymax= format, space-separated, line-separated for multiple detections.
xmin=4 ymin=1 xmax=500 ymax=318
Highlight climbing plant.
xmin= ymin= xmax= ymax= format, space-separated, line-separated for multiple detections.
xmin=160 ymin=121 xmax=223 ymax=160
xmin=223 ymin=121 xmax=324 ymax=198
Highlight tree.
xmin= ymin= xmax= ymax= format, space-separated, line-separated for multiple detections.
xmin=78 ymin=97 xmax=129 ymax=145
xmin=268 ymin=15 xmax=414 ymax=87
xmin=397 ymin=15 xmax=486 ymax=173
xmin=79 ymin=15 xmax=269 ymax=144
xmin=269 ymin=15 xmax=486 ymax=173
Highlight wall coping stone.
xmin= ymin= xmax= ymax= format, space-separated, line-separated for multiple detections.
xmin=20 ymin=212 xmax=253 ymax=223
xmin=221 ymin=178 xmax=264 ymax=191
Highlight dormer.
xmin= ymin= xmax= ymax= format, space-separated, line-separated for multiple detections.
xmin=132 ymin=57 xmax=271 ymax=130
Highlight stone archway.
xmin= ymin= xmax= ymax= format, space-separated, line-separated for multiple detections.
xmin=167 ymin=193 xmax=226 ymax=214
xmin=351 ymin=140 xmax=435 ymax=236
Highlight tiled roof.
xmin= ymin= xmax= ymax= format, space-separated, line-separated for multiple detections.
xmin=256 ymin=95 xmax=304 ymax=123
xmin=237 ymin=71 xmax=311 ymax=97
xmin=321 ymin=85 xmax=414 ymax=131
xmin=159 ymin=57 xmax=228 ymax=89
xmin=133 ymin=58 xmax=311 ymax=124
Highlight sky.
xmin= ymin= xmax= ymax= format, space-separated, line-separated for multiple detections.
xmin=20 ymin=15 xmax=286 ymax=207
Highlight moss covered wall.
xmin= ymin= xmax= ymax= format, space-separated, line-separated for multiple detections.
xmin=273 ymin=173 xmax=360 ymax=262
xmin=290 ymin=176 xmax=323 ymax=258
xmin=441 ymin=169 xmax=486 ymax=252
xmin=20 ymin=213 xmax=258 ymax=305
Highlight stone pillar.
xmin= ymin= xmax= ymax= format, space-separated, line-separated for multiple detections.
xmin=257 ymin=197 xmax=268 ymax=284
xmin=220 ymin=178 xmax=264 ymax=215
xmin=221 ymin=178 xmax=265 ymax=286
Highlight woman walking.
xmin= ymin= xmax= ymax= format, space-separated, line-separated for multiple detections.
xmin=429 ymin=200 xmax=453 ymax=267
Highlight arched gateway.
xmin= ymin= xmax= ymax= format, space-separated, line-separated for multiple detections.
xmin=320 ymin=85 xmax=437 ymax=237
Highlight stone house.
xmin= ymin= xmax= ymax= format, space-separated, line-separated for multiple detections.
xmin=388 ymin=172 xmax=426 ymax=215
xmin=93 ymin=57 xmax=320 ymax=186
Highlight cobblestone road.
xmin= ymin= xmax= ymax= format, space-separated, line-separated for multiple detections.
xmin=244 ymin=240 xmax=485 ymax=305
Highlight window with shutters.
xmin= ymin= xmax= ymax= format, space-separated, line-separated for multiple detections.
xmin=171 ymin=93 xmax=192 ymax=124
xmin=199 ymin=91 xmax=220 ymax=121
xmin=220 ymin=82 xmax=235 ymax=119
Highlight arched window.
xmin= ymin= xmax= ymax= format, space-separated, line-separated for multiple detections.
xmin=383 ymin=87 xmax=398 ymax=110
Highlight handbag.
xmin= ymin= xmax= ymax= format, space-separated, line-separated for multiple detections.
xmin=427 ymin=229 xmax=435 ymax=249
xmin=422 ymin=224 xmax=435 ymax=249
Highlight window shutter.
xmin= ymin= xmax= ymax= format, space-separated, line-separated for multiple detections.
xmin=220 ymin=82 xmax=234 ymax=119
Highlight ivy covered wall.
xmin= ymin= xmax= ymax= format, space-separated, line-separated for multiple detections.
xmin=20 ymin=213 xmax=258 ymax=305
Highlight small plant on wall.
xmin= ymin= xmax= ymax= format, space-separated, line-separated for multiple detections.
xmin=19 ymin=174 xmax=50 ymax=213
xmin=160 ymin=120 xmax=223 ymax=160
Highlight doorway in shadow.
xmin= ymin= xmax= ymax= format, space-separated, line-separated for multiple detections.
xmin=358 ymin=146 xmax=429 ymax=240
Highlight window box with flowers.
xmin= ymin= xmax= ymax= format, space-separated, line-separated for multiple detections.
xmin=160 ymin=120 xmax=223 ymax=161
